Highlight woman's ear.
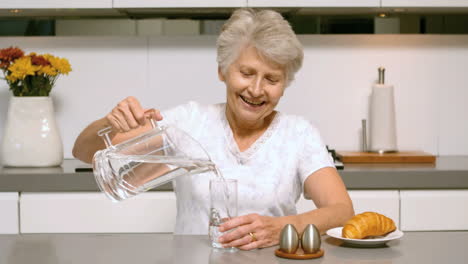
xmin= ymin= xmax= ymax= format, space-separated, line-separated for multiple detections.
xmin=218 ymin=66 xmax=225 ymax=82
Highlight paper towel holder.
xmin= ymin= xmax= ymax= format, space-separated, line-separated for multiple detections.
xmin=368 ymin=66 xmax=398 ymax=154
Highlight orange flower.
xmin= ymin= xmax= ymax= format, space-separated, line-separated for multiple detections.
xmin=0 ymin=46 xmax=24 ymax=69
xmin=31 ymin=54 xmax=51 ymax=67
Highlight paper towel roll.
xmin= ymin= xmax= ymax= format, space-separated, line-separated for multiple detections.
xmin=369 ymin=84 xmax=397 ymax=152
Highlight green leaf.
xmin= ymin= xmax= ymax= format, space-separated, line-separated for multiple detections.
xmin=4 ymin=75 xmax=55 ymax=96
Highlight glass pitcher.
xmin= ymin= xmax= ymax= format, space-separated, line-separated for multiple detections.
xmin=93 ymin=120 xmax=215 ymax=202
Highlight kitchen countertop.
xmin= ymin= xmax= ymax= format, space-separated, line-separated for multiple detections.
xmin=0 ymin=232 xmax=467 ymax=264
xmin=0 ymin=156 xmax=467 ymax=192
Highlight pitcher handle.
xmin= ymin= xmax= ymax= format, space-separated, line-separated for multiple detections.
xmin=97 ymin=118 xmax=158 ymax=148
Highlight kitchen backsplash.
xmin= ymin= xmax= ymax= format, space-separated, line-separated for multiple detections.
xmin=0 ymin=35 xmax=467 ymax=160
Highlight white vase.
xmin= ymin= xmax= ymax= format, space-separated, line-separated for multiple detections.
xmin=1 ymin=96 xmax=63 ymax=167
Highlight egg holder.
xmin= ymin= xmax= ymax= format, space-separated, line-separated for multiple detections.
xmin=275 ymin=224 xmax=324 ymax=260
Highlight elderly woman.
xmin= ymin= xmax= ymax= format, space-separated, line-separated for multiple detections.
xmin=73 ymin=8 xmax=354 ymax=250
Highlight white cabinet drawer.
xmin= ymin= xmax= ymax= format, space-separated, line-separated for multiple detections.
xmin=0 ymin=193 xmax=19 ymax=234
xmin=381 ymin=0 xmax=468 ymax=7
xmin=0 ymin=0 xmax=112 ymax=8
xmin=248 ymin=0 xmax=380 ymax=7
xmin=400 ymin=190 xmax=468 ymax=231
xmin=113 ymin=0 xmax=246 ymax=8
xmin=296 ymin=190 xmax=400 ymax=227
xmin=20 ymin=192 xmax=176 ymax=233
xmin=348 ymin=190 xmax=400 ymax=228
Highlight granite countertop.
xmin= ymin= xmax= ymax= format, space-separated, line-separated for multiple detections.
xmin=0 ymin=232 xmax=467 ymax=264
xmin=0 ymin=156 xmax=468 ymax=192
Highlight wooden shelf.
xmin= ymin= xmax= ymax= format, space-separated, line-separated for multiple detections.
xmin=336 ymin=151 xmax=436 ymax=164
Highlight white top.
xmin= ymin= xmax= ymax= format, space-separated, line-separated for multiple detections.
xmin=160 ymin=101 xmax=334 ymax=234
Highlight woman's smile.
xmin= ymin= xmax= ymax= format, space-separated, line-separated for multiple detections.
xmin=239 ymin=95 xmax=266 ymax=107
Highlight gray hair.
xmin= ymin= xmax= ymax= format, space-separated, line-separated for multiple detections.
xmin=216 ymin=8 xmax=304 ymax=87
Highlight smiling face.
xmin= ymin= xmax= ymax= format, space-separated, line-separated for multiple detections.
xmin=219 ymin=45 xmax=286 ymax=128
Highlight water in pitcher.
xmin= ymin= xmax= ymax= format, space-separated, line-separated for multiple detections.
xmin=95 ymin=151 xmax=234 ymax=207
xmin=94 ymin=151 xmax=221 ymax=201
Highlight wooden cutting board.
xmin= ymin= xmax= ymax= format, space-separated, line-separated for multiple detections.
xmin=336 ymin=151 xmax=436 ymax=163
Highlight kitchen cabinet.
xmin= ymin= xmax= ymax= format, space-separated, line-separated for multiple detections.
xmin=296 ymin=190 xmax=400 ymax=228
xmin=17 ymin=189 xmax=468 ymax=233
xmin=381 ymin=0 xmax=468 ymax=7
xmin=20 ymin=192 xmax=176 ymax=233
xmin=20 ymin=190 xmax=399 ymax=234
xmin=0 ymin=0 xmax=112 ymax=8
xmin=113 ymin=0 xmax=247 ymax=8
xmin=0 ymin=193 xmax=19 ymax=234
xmin=247 ymin=0 xmax=380 ymax=7
xmin=400 ymin=190 xmax=468 ymax=231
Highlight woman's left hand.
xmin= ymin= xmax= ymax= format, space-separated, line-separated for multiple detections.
xmin=217 ymin=213 xmax=282 ymax=250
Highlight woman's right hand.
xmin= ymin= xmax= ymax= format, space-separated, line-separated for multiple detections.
xmin=106 ymin=96 xmax=163 ymax=133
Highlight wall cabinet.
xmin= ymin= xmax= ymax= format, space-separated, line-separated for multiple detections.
xmin=2 ymin=0 xmax=468 ymax=11
xmin=113 ymin=0 xmax=246 ymax=8
xmin=0 ymin=193 xmax=19 ymax=234
xmin=0 ymin=0 xmax=112 ymax=8
xmin=247 ymin=0 xmax=380 ymax=7
xmin=381 ymin=0 xmax=468 ymax=7
xmin=296 ymin=190 xmax=400 ymax=227
xmin=20 ymin=192 xmax=176 ymax=233
xmin=400 ymin=190 xmax=468 ymax=231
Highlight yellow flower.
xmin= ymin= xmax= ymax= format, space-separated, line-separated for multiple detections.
xmin=6 ymin=56 xmax=38 ymax=82
xmin=44 ymin=54 xmax=72 ymax=75
xmin=38 ymin=65 xmax=58 ymax=76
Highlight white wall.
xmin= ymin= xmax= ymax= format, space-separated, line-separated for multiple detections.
xmin=0 ymin=35 xmax=467 ymax=160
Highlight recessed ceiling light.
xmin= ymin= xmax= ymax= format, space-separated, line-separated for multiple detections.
xmin=9 ymin=9 xmax=22 ymax=14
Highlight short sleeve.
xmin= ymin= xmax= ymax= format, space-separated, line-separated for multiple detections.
xmin=297 ymin=119 xmax=335 ymax=189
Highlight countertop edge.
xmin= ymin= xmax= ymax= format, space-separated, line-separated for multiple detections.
xmin=1 ymin=156 xmax=468 ymax=192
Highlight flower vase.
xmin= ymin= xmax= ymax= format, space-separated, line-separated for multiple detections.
xmin=1 ymin=96 xmax=63 ymax=167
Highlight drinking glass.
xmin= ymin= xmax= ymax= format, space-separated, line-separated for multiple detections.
xmin=93 ymin=121 xmax=214 ymax=202
xmin=209 ymin=178 xmax=238 ymax=250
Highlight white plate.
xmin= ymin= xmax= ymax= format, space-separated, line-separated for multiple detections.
xmin=326 ymin=227 xmax=404 ymax=247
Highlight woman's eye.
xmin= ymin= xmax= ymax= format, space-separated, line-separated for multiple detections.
xmin=267 ymin=78 xmax=279 ymax=84
xmin=241 ymin=71 xmax=252 ymax=77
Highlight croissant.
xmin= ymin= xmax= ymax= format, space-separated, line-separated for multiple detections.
xmin=342 ymin=212 xmax=396 ymax=239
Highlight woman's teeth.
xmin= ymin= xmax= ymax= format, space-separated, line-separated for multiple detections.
xmin=240 ymin=95 xmax=264 ymax=106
